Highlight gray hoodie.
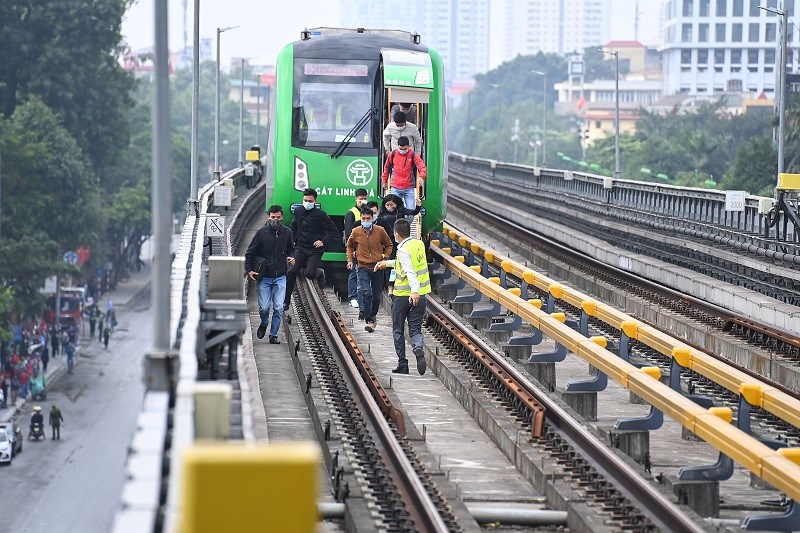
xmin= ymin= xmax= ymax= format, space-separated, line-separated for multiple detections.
xmin=382 ymin=121 xmax=422 ymax=153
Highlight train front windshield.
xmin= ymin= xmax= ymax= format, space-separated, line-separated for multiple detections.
xmin=292 ymin=60 xmax=379 ymax=151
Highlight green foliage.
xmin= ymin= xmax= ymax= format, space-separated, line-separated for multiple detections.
xmin=0 ymin=0 xmax=136 ymax=174
xmin=720 ymin=136 xmax=777 ymax=193
xmin=2 ymin=99 xmax=101 ymax=248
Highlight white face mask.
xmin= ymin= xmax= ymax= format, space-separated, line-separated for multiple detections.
xmin=303 ymin=201 xmax=315 ymax=210
xmin=399 ymin=148 xmax=409 ymax=155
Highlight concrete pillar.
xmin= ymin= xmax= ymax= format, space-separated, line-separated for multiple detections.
xmin=608 ymin=429 xmax=649 ymax=466
xmin=503 ymin=344 xmax=531 ymax=362
xmin=451 ymin=301 xmax=474 ymax=316
xmin=561 ymin=389 xmax=597 ymax=422
xmin=468 ymin=316 xmax=492 ymax=331
xmin=485 ymin=329 xmax=511 ymax=345
xmin=523 ymin=361 xmax=556 ymax=391
xmin=669 ymin=479 xmax=720 ymax=517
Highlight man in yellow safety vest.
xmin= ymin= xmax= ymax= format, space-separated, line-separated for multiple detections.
xmin=374 ymin=218 xmax=430 ymax=374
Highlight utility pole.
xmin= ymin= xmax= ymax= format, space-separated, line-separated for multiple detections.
xmin=215 ymin=25 xmax=238 ymax=179
xmin=188 ymin=0 xmax=199 ymax=211
xmin=600 ymin=49 xmax=621 ymax=178
xmin=239 ymin=58 xmax=245 ymax=166
xmin=256 ymin=74 xmax=261 ymax=146
xmin=761 ymin=4 xmax=788 ymax=178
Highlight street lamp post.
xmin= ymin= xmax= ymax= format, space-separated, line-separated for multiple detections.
xmin=531 ymin=70 xmax=547 ymax=166
xmin=760 ymin=4 xmax=788 ymax=176
xmin=256 ymin=74 xmax=261 ymax=146
xmin=489 ymin=83 xmax=501 ymax=161
xmin=215 ymin=25 xmax=239 ymax=180
xmin=239 ymin=57 xmax=245 ymax=166
xmin=189 ymin=0 xmax=200 ymax=210
xmin=600 ymin=49 xmax=621 ymax=178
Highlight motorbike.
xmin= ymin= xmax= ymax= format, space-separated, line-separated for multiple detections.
xmin=28 ymin=422 xmax=45 ymax=441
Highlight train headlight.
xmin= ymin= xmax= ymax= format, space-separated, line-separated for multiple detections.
xmin=295 ymin=156 xmax=308 ymax=191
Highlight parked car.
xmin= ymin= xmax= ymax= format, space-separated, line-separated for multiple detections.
xmin=0 ymin=428 xmax=13 ymax=464
xmin=0 ymin=421 xmax=22 ymax=456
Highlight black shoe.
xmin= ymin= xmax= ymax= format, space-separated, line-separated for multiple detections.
xmin=316 ymin=268 xmax=326 ymax=287
xmin=257 ymin=324 xmax=267 ymax=339
xmin=357 ymin=313 xmax=364 ymax=320
xmin=414 ymin=347 xmax=426 ymax=375
xmin=283 ymin=302 xmax=290 ymax=312
xmin=392 ymin=365 xmax=409 ymax=374
xmin=269 ymin=336 xmax=280 ymax=344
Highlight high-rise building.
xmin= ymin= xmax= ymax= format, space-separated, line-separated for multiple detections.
xmin=493 ymin=0 xmax=613 ymax=66
xmin=659 ymin=0 xmax=797 ymax=97
xmin=338 ymin=0 xmax=490 ymax=83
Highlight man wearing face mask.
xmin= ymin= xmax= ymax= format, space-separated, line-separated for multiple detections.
xmin=376 ymin=193 xmax=422 ymax=294
xmin=343 ymin=188 xmax=369 ymax=310
xmin=245 ymin=205 xmax=295 ymax=344
xmin=381 ymin=136 xmax=427 ymax=213
xmin=285 ymin=188 xmax=339 ymax=310
xmin=346 ymin=208 xmax=393 ymax=332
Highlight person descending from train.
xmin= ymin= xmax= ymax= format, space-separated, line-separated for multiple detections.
xmin=284 ymin=188 xmax=339 ymax=310
xmin=245 ymin=205 xmax=295 ymax=344
xmin=390 ymin=102 xmax=417 ymax=127
xmin=382 ymin=111 xmax=422 ymax=156
xmin=382 ymin=136 xmax=427 ymax=214
xmin=346 ymin=208 xmax=393 ymax=333
xmin=374 ymin=218 xmax=430 ymax=375
xmin=344 ymin=189 xmax=369 ymax=310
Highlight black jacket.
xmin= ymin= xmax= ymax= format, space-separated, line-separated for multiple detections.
xmin=291 ymin=206 xmax=339 ymax=252
xmin=376 ymin=194 xmax=421 ymax=257
xmin=244 ymin=224 xmax=294 ymax=278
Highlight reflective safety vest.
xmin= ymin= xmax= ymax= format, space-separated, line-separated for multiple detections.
xmin=393 ymin=238 xmax=431 ymax=296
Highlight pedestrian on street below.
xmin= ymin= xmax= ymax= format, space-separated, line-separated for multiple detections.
xmin=41 ymin=348 xmax=49 ymax=373
xmin=374 ymin=218 xmax=431 ymax=375
xmin=98 ymin=317 xmax=104 ymax=342
xmin=65 ymin=342 xmax=75 ymax=374
xmin=244 ymin=204 xmax=295 ymax=345
xmin=103 ymin=326 xmax=111 ymax=350
xmin=50 ymin=326 xmax=59 ymax=356
xmin=89 ymin=308 xmax=97 ymax=338
xmin=49 ymin=404 xmax=64 ymax=440
xmin=106 ymin=299 xmax=114 ymax=321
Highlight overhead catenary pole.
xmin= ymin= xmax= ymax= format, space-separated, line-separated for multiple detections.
xmin=600 ymin=49 xmax=621 ymax=179
xmin=215 ymin=25 xmax=238 ymax=180
xmin=147 ymin=0 xmax=173 ymax=388
xmin=490 ymin=83 xmax=501 ymax=160
xmin=189 ymin=0 xmax=199 ymax=206
xmin=759 ymin=4 xmax=787 ymax=179
xmin=256 ymin=74 xmax=261 ymax=146
xmin=239 ymin=57 xmax=245 ymax=166
xmin=531 ymin=71 xmax=547 ymax=166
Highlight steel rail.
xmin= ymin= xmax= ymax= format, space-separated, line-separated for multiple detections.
xmin=303 ymin=280 xmax=450 ymax=532
xmin=425 ymin=296 xmax=704 ymax=533
xmin=448 ymin=193 xmax=800 ymax=401
xmin=426 ymin=311 xmax=545 ymax=436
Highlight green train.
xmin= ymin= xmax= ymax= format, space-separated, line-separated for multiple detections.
xmin=264 ymin=27 xmax=447 ymax=267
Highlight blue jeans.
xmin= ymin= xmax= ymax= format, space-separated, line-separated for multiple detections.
xmin=357 ymin=267 xmax=385 ymax=322
xmin=391 ymin=187 xmax=416 ymax=214
xmin=347 ymin=264 xmax=359 ymax=300
xmin=257 ymin=275 xmax=287 ymax=337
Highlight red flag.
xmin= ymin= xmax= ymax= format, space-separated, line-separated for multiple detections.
xmin=576 ymin=96 xmax=586 ymax=110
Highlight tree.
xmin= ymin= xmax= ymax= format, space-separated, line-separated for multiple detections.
xmin=720 ymin=136 xmax=776 ymax=194
xmin=0 ymin=0 xmax=135 ymax=174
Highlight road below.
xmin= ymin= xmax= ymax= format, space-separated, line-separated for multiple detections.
xmin=0 ymin=294 xmax=150 ymax=532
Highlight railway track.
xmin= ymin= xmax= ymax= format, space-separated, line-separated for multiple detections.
xmin=294 ymin=278 xmax=458 ymax=532
xmin=424 ymin=297 xmax=704 ymax=532
xmin=448 ymin=193 xmax=800 ymax=387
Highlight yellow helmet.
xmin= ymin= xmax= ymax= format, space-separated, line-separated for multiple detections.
xmin=33 ymin=405 xmax=42 ymax=412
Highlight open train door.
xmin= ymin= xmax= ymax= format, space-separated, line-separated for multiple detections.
xmin=381 ymin=48 xmax=434 ymax=237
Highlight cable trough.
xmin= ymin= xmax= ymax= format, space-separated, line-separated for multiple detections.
xmin=293 ymin=279 xmax=459 ymax=532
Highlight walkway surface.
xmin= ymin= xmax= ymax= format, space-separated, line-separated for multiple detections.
xmin=0 ymin=263 xmax=152 ymax=424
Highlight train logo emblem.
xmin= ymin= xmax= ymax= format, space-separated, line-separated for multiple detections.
xmin=346 ymin=159 xmax=373 ymax=186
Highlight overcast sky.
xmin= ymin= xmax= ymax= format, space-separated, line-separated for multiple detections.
xmin=122 ymin=0 xmax=660 ymax=69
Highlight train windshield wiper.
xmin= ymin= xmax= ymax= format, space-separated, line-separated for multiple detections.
xmin=330 ymin=108 xmax=376 ymax=159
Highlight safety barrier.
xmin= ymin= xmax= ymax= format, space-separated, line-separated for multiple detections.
xmin=431 ymin=230 xmax=800 ymax=504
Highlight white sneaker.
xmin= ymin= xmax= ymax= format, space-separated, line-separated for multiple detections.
xmin=349 ymin=299 xmax=359 ymax=308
